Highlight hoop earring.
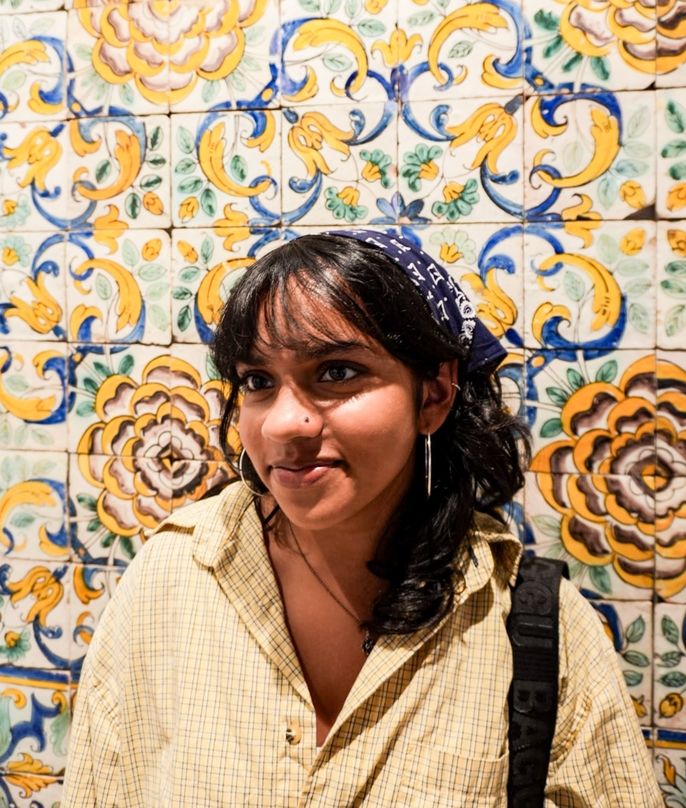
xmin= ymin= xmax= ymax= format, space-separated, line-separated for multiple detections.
xmin=424 ymin=433 xmax=432 ymax=500
xmin=239 ymin=449 xmax=263 ymax=497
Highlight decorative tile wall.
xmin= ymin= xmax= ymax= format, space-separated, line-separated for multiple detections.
xmin=0 ymin=0 xmax=683 ymax=803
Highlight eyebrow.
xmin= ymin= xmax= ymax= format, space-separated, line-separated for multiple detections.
xmin=240 ymin=340 xmax=375 ymax=365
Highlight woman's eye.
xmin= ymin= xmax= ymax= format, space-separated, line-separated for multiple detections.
xmin=239 ymin=373 xmax=271 ymax=392
xmin=321 ymin=365 xmax=358 ymax=383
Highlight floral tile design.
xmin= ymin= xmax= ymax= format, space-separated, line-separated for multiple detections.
xmin=0 ymin=341 xmax=67 ymax=452
xmin=66 ymin=114 xmax=170 ymax=230
xmin=280 ymin=0 xmax=396 ymax=106
xmin=523 ymin=0 xmax=656 ymax=93
xmin=590 ymin=600 xmax=652 ymax=726
xmin=654 ymin=604 xmax=686 ymax=728
xmin=659 ymin=90 xmax=686 ymax=220
xmin=169 ymin=458 xmax=233 ymax=511
xmin=69 ymin=564 xmax=118 ymax=677
xmin=171 ymin=227 xmax=283 ymax=343
xmin=0 ymin=0 xmax=62 ymax=11
xmin=0 ymin=451 xmax=67 ymax=561
xmin=0 ymin=13 xmax=67 ymax=122
xmin=655 ymin=728 xmax=686 ymax=803
xmin=657 ymin=0 xmax=686 ymax=89
xmin=0 ymin=121 xmax=69 ymax=232
xmin=525 ymin=471 xmax=655 ymax=600
xmin=0 ymin=774 xmax=62 ymax=808
xmin=524 ymin=91 xmax=656 ymax=221
xmin=524 ymin=220 xmax=657 ymax=351
xmin=400 ymin=0 xmax=522 ymax=102
xmin=67 ymin=3 xmax=170 ymax=117
xmin=282 ymin=103 xmax=397 ymax=225
xmin=657 ymin=221 xmax=686 ymax=348
xmin=67 ymin=343 xmax=169 ymax=455
xmin=399 ymin=98 xmax=523 ymax=224
xmin=0 ymin=231 xmax=66 ymax=341
xmin=172 ymin=110 xmax=280 ymax=228
xmin=66 ymin=229 xmax=171 ymax=344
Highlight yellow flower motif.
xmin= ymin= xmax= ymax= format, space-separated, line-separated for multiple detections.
xmin=339 ymin=185 xmax=360 ymax=207
xmin=446 ymin=104 xmax=516 ymax=173
xmin=620 ymin=180 xmax=646 ymax=209
xmin=93 ymin=205 xmax=128 ymax=254
xmin=2 ymin=247 xmax=19 ymax=266
xmin=143 ymin=191 xmax=163 ymax=215
xmin=660 ymin=692 xmax=684 ymax=718
xmin=440 ymin=243 xmax=462 ymax=264
xmin=142 ymin=238 xmax=161 ymax=261
xmin=177 ymin=240 xmax=198 ymax=264
xmin=4 ymin=128 xmax=61 ymax=192
xmin=7 ymin=566 xmax=63 ymax=626
xmin=371 ymin=27 xmax=421 ymax=67
xmin=658 ymin=753 xmax=678 ymax=787
xmin=620 ymin=227 xmax=646 ymax=255
xmin=2 ymin=200 xmax=17 ymax=216
xmin=365 ymin=0 xmax=388 ymax=11
xmin=362 ymin=161 xmax=382 ymax=182
xmin=443 ymin=182 xmax=465 ymax=202
xmin=631 ymin=695 xmax=647 ymax=718
xmin=669 ymin=229 xmax=686 ymax=257
xmin=667 ymin=182 xmax=686 ymax=212
xmin=288 ymin=112 xmax=352 ymax=178
xmin=179 ymin=196 xmax=199 ymax=223
xmin=213 ymin=203 xmax=251 ymax=251
xmin=419 ymin=159 xmax=438 ymax=181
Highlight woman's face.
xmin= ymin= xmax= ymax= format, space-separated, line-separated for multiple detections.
xmin=236 ymin=296 xmax=430 ymax=537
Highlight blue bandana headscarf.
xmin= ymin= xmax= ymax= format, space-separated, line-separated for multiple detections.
xmin=324 ymin=229 xmax=507 ymax=374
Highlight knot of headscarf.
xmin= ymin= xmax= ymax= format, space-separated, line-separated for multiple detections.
xmin=325 ymin=229 xmax=507 ymax=374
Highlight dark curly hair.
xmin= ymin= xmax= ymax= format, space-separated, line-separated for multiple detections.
xmin=211 ymin=233 xmax=529 ymax=636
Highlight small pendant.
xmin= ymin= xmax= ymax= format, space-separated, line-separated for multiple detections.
xmin=362 ymin=631 xmax=375 ymax=656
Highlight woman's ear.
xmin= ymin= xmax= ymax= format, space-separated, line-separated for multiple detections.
xmin=418 ymin=360 xmax=459 ymax=435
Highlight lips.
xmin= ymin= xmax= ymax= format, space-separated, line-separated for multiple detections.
xmin=269 ymin=460 xmax=340 ymax=489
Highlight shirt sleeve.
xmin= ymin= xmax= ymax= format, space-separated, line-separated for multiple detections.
xmin=545 ymin=580 xmax=662 ymax=807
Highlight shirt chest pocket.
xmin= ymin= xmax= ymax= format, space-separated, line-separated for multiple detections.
xmin=398 ymin=748 xmax=508 ymax=807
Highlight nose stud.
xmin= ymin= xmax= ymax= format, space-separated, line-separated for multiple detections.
xmin=304 ymin=416 xmax=310 ymax=423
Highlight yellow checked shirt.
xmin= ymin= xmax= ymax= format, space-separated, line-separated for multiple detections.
xmin=63 ymin=483 xmax=662 ymax=807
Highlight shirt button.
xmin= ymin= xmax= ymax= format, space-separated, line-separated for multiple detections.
xmin=286 ymin=720 xmax=302 ymax=745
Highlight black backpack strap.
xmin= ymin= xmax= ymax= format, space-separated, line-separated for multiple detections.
xmin=507 ymin=556 xmax=569 ymax=808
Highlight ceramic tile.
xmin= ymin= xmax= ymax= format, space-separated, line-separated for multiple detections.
xmin=590 ymin=600 xmax=652 ymax=725
xmin=655 ymin=728 xmax=686 ymax=803
xmin=167 ymin=0 xmax=280 ymax=113
xmin=657 ymin=0 xmax=686 ymax=88
xmin=526 ymin=348 xmax=656 ymax=478
xmin=171 ymin=227 xmax=284 ymax=343
xmin=283 ymin=103 xmax=397 ymax=225
xmin=67 ymin=3 xmax=170 ymax=117
xmin=280 ymin=0 xmax=396 ymax=106
xmin=523 ymin=0 xmax=656 ymax=93
xmin=0 ymin=666 xmax=70 ymax=775
xmin=0 ymin=122 xmax=69 ymax=232
xmin=657 ymin=221 xmax=686 ymax=348
xmin=169 ymin=343 xmax=232 ymax=467
xmin=0 ymin=0 xmax=62 ymax=10
xmin=66 ymin=115 xmax=170 ymax=229
xmin=524 ymin=220 xmax=657 ymax=351
xmin=67 ymin=343 xmax=169 ymax=454
xmin=0 ymin=557 xmax=70 ymax=669
xmin=0 ymin=341 xmax=67 ymax=451
xmin=0 ymin=774 xmax=62 ymax=807
xmin=0 ymin=451 xmax=67 ymax=561
xmin=69 ymin=452 xmax=170 ymax=565
xmin=0 ymin=231 xmax=66 ymax=341
xmin=399 ymin=98 xmax=523 ymax=224
xmin=66 ymin=229 xmax=171 ymax=344
xmin=171 ymin=110 xmax=281 ymax=228
xmin=0 ymin=13 xmax=67 ymax=121
xmin=525 ymin=471 xmax=655 ymax=599
xmin=654 ymin=604 xmax=686 ymax=728
xmin=170 ymin=458 xmax=233 ymax=510
xmin=524 ymin=91 xmax=656 ymax=221
xmin=69 ymin=564 xmax=118 ymax=678
xmin=400 ymin=0 xmax=522 ymax=102
xmin=411 ymin=224 xmax=524 ymax=350
xmin=658 ymin=88 xmax=686 ymax=218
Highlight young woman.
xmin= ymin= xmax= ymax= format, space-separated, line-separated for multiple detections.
xmin=63 ymin=231 xmax=661 ymax=806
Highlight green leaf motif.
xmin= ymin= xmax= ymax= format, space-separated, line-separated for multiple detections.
xmin=206 ymin=354 xmax=221 ymax=381
xmin=118 ymin=354 xmax=134 ymax=376
xmin=622 ymin=141 xmax=652 ymax=159
xmin=173 ymin=287 xmax=193 ymax=300
xmin=175 ymin=158 xmax=196 ymax=175
xmin=357 ymin=18 xmax=386 ymax=36
xmin=662 ymin=614 xmax=681 ymax=645
xmin=299 ymin=0 xmax=320 ymax=10
xmin=122 ymin=239 xmax=139 ymax=267
xmin=566 ymin=368 xmax=585 ymax=390
xmin=230 ymin=155 xmax=248 ymax=183
xmin=149 ymin=304 xmax=169 ymax=331
xmin=146 ymin=282 xmax=167 ymax=302
xmin=323 ymin=53 xmax=353 ymax=72
xmin=613 ymin=159 xmax=647 ymax=178
xmin=671 ymin=161 xmax=686 ymax=182
xmin=140 ymin=174 xmax=162 ymax=190
xmin=120 ymin=537 xmax=135 ymax=560
xmin=93 ymin=361 xmax=110 ymax=378
xmin=323 ymin=0 xmax=342 ymax=12
xmin=125 ymin=192 xmax=141 ymax=220
xmin=1 ymin=71 xmax=26 ymax=91
xmin=95 ymin=274 xmax=112 ymax=300
xmin=82 ymin=377 xmax=99 ymax=395
xmin=531 ymin=515 xmax=561 ymax=538
xmin=178 ymin=305 xmax=192 ymax=332
xmin=667 ymin=260 xmax=686 ymax=276
xmin=625 ymin=278 xmax=651 ymax=298
xmin=595 ymin=359 xmax=618 ymax=383
xmin=180 ymin=266 xmax=201 ymax=283
xmin=449 ymin=40 xmax=474 ymax=58
xmin=147 ymin=155 xmax=166 ymax=167
xmin=659 ymin=650 xmax=683 ymax=668
xmin=666 ymin=304 xmax=686 ymax=337
xmin=666 ymin=99 xmax=686 ymax=134
xmin=138 ymin=263 xmax=165 ymax=282
xmin=76 ymin=401 xmax=94 ymax=417
xmin=623 ymin=670 xmax=642 ymax=687
xmin=561 ymin=52 xmax=583 ymax=72
xmin=622 ymin=650 xmax=650 ymax=667
xmin=660 ymin=671 xmax=686 ymax=687
xmin=177 ymin=126 xmax=195 ymax=155
xmin=534 ymin=9 xmax=560 ymax=29
xmin=202 ymin=80 xmax=219 ymax=104
xmin=4 ymin=376 xmax=27 ymax=394
xmin=598 ymin=176 xmax=618 ymax=209
xmin=590 ymin=55 xmax=610 ymax=81
xmin=546 ymin=386 xmax=569 ymax=406
xmin=589 ymin=565 xmax=612 ymax=594
xmin=629 ymin=302 xmax=649 ymax=334
xmin=201 ymin=237 xmax=214 ymax=264
xmin=201 ymin=188 xmax=217 ymax=217
xmin=625 ymin=616 xmax=645 ymax=644
xmin=177 ymin=177 xmax=203 ymax=194
xmin=345 ymin=0 xmax=360 ymax=16
xmin=661 ymin=139 xmax=686 ymax=158
xmin=408 ymin=10 xmax=437 ymax=25
xmin=543 ymin=34 xmax=564 ymax=59
xmin=540 ymin=418 xmax=563 ymax=438
xmin=597 ymin=234 xmax=619 ymax=265
xmin=149 ymin=125 xmax=163 ymax=150
xmin=10 ymin=512 xmax=35 ymax=529
xmin=76 ymin=493 xmax=98 ymax=510
xmin=661 ymin=278 xmax=686 ymax=298
xmin=614 ymin=258 xmax=648 ymax=277
xmin=119 ymin=83 xmax=134 ymax=106
xmin=626 ymin=106 xmax=650 ymax=140
xmin=563 ymin=270 xmax=585 ymax=302
xmin=95 ymin=159 xmax=111 ymax=184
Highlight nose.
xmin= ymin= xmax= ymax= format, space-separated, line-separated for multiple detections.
xmin=261 ymin=384 xmax=323 ymax=443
